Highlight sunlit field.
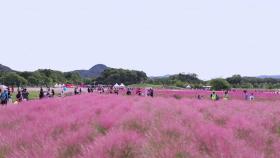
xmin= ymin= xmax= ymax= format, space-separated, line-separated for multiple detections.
xmin=0 ymin=91 xmax=280 ymax=158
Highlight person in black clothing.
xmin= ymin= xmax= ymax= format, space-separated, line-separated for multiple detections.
xmin=7 ymin=87 xmax=11 ymax=101
xmin=51 ymin=89 xmax=55 ymax=97
xmin=39 ymin=88 xmax=44 ymax=99
xmin=126 ymin=88 xmax=132 ymax=95
xmin=16 ymin=90 xmax=23 ymax=102
xmin=74 ymin=87 xmax=79 ymax=95
xmin=150 ymin=88 xmax=154 ymax=97
xmin=114 ymin=88 xmax=119 ymax=95
xmin=79 ymin=88 xmax=82 ymax=94
xmin=101 ymin=88 xmax=105 ymax=93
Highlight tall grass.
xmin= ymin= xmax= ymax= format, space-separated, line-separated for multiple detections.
xmin=0 ymin=93 xmax=280 ymax=158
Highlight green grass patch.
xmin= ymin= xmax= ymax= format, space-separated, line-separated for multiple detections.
xmin=129 ymin=83 xmax=185 ymax=89
xmin=129 ymin=83 xmax=163 ymax=88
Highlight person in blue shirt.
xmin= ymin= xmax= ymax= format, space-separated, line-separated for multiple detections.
xmin=1 ymin=90 xmax=9 ymax=106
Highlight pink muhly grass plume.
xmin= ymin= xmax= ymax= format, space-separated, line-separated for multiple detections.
xmin=86 ymin=130 xmax=144 ymax=158
xmin=0 ymin=91 xmax=280 ymax=158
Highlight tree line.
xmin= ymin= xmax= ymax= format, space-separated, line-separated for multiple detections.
xmin=0 ymin=70 xmax=82 ymax=87
xmin=146 ymin=73 xmax=204 ymax=88
xmin=1 ymin=68 xmax=280 ymax=91
xmin=95 ymin=68 xmax=147 ymax=85
xmin=0 ymin=68 xmax=148 ymax=87
xmin=146 ymin=73 xmax=280 ymax=90
xmin=225 ymin=75 xmax=280 ymax=89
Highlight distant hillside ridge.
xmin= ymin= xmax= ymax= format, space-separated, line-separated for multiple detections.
xmin=258 ymin=75 xmax=280 ymax=79
xmin=0 ymin=63 xmax=108 ymax=78
xmin=0 ymin=64 xmax=14 ymax=72
xmin=72 ymin=64 xmax=108 ymax=78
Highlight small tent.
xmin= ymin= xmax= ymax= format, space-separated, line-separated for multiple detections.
xmin=186 ymin=85 xmax=191 ymax=89
xmin=55 ymin=84 xmax=64 ymax=88
xmin=113 ymin=83 xmax=120 ymax=88
xmin=119 ymin=83 xmax=126 ymax=88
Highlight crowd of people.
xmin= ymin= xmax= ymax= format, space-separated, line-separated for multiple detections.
xmin=86 ymin=85 xmax=154 ymax=97
xmin=1 ymin=83 xmax=262 ymax=107
xmin=39 ymin=87 xmax=56 ymax=99
xmin=39 ymin=86 xmax=155 ymax=99
xmin=15 ymin=88 xmax=30 ymax=103
xmin=74 ymin=87 xmax=82 ymax=95
xmin=0 ymin=87 xmax=30 ymax=105
xmin=197 ymin=90 xmax=255 ymax=101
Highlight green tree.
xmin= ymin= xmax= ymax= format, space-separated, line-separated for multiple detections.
xmin=96 ymin=68 xmax=147 ymax=85
xmin=240 ymin=82 xmax=254 ymax=89
xmin=175 ymin=80 xmax=185 ymax=88
xmin=64 ymin=72 xmax=82 ymax=84
xmin=210 ymin=78 xmax=231 ymax=91
xmin=226 ymin=75 xmax=242 ymax=85
xmin=170 ymin=73 xmax=202 ymax=83
xmin=82 ymin=78 xmax=93 ymax=85
xmin=0 ymin=72 xmax=28 ymax=87
xmin=37 ymin=69 xmax=66 ymax=84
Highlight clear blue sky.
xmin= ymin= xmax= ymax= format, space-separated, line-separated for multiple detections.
xmin=0 ymin=0 xmax=279 ymax=80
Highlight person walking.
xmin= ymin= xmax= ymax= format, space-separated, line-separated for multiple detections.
xmin=223 ymin=91 xmax=229 ymax=100
xmin=16 ymin=90 xmax=23 ymax=102
xmin=249 ymin=93 xmax=255 ymax=101
xmin=46 ymin=88 xmax=51 ymax=97
xmin=126 ymin=88 xmax=132 ymax=95
xmin=7 ymin=87 xmax=12 ymax=103
xmin=74 ymin=87 xmax=78 ymax=95
xmin=244 ymin=90 xmax=249 ymax=100
xmin=22 ymin=88 xmax=29 ymax=101
xmin=149 ymin=88 xmax=154 ymax=97
xmin=39 ymin=88 xmax=44 ymax=99
xmin=114 ymin=88 xmax=119 ymax=95
xmin=0 ymin=90 xmax=9 ymax=106
xmin=51 ymin=89 xmax=55 ymax=97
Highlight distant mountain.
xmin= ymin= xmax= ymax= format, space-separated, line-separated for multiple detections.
xmin=73 ymin=64 xmax=108 ymax=78
xmin=258 ymin=75 xmax=280 ymax=79
xmin=0 ymin=63 xmax=108 ymax=78
xmin=0 ymin=64 xmax=14 ymax=72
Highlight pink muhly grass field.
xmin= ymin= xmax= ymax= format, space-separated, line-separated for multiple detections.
xmin=0 ymin=93 xmax=280 ymax=158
